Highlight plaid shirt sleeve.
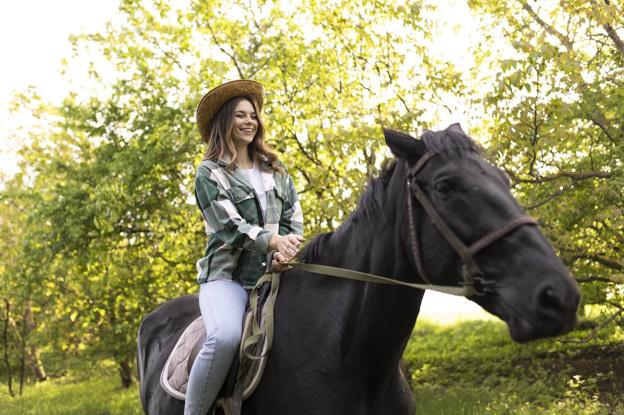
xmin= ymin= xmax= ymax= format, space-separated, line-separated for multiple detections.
xmin=195 ymin=168 xmax=272 ymax=254
xmin=279 ymin=173 xmax=304 ymax=236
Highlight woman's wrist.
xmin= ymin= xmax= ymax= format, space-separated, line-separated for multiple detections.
xmin=268 ymin=233 xmax=280 ymax=251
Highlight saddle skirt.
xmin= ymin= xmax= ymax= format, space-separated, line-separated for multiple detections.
xmin=160 ymin=273 xmax=279 ymax=411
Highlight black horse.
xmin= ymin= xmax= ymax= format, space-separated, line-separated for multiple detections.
xmin=138 ymin=125 xmax=580 ymax=414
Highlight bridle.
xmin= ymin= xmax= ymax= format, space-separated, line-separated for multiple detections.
xmin=279 ymin=151 xmax=538 ymax=298
xmin=405 ymin=151 xmax=537 ymax=296
xmin=246 ymin=151 xmax=539 ymax=363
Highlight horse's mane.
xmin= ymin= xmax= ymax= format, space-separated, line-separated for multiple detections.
xmin=298 ymin=160 xmax=397 ymax=263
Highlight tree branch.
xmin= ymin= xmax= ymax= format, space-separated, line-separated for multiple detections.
xmin=153 ymin=251 xmax=179 ymax=266
xmin=287 ymin=129 xmax=321 ymax=166
xmin=563 ymin=306 xmax=624 ymax=344
xmin=518 ymin=0 xmax=574 ymax=51
xmin=568 ymin=252 xmax=624 ymax=271
xmin=294 ymin=166 xmax=313 ymax=195
xmin=590 ymin=0 xmax=624 ymax=58
xmin=507 ymin=168 xmax=611 ymax=184
xmin=602 ymin=22 xmax=624 ymax=57
xmin=524 ymin=183 xmax=574 ymax=210
xmin=205 ymin=21 xmax=245 ymax=78
xmin=576 ymin=274 xmax=624 ymax=284
xmin=588 ymin=111 xmax=618 ymax=143
xmin=597 ymin=219 xmax=624 ymax=245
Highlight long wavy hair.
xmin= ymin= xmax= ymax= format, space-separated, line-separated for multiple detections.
xmin=203 ymin=96 xmax=282 ymax=172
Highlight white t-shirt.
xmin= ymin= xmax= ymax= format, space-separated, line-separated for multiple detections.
xmin=240 ymin=163 xmax=267 ymax=216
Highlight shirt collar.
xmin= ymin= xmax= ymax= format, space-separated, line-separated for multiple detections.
xmin=217 ymin=154 xmax=271 ymax=171
xmin=216 ymin=155 xmax=231 ymax=167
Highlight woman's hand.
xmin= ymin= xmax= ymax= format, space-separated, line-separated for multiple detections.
xmin=271 ymin=251 xmax=292 ymax=272
xmin=268 ymin=233 xmax=304 ymax=261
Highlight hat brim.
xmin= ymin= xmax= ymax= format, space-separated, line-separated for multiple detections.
xmin=196 ymin=80 xmax=264 ymax=142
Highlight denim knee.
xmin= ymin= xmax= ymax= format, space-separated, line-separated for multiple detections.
xmin=212 ymin=325 xmax=242 ymax=355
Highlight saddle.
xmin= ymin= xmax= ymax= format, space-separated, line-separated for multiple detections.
xmin=160 ymin=273 xmax=280 ymax=415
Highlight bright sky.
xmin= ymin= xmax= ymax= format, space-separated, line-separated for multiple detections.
xmin=0 ymin=0 xmax=119 ymax=177
xmin=0 ymin=0 xmax=491 ymax=322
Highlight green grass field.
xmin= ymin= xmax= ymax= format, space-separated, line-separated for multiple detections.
xmin=406 ymin=318 xmax=624 ymax=415
xmin=1 ymin=318 xmax=622 ymax=414
xmin=0 ymin=368 xmax=142 ymax=415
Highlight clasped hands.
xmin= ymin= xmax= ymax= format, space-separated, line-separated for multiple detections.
xmin=268 ymin=233 xmax=305 ymax=272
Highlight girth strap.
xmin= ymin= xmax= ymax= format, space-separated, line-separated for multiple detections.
xmin=241 ymin=271 xmax=280 ymax=361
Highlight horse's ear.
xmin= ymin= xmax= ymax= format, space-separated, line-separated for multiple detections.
xmin=446 ymin=123 xmax=466 ymax=135
xmin=383 ymin=128 xmax=425 ymax=161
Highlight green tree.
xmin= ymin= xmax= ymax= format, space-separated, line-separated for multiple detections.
xmin=469 ymin=0 xmax=624 ymax=315
xmin=3 ymin=0 xmax=465 ymax=388
xmin=0 ymin=169 xmax=49 ymax=394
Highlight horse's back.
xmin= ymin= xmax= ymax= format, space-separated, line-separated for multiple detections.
xmin=137 ymin=294 xmax=200 ymax=415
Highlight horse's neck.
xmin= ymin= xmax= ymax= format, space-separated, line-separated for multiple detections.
xmin=310 ymin=170 xmax=424 ymax=375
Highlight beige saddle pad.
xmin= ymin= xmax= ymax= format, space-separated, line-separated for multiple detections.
xmin=160 ymin=273 xmax=279 ymax=407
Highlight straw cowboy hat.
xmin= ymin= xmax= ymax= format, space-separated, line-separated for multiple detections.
xmin=195 ymin=79 xmax=264 ymax=142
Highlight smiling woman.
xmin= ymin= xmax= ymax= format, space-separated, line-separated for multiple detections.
xmin=183 ymin=79 xmax=304 ymax=415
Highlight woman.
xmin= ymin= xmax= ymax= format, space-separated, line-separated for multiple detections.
xmin=185 ymin=80 xmax=304 ymax=415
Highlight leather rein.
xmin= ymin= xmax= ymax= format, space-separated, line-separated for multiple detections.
xmin=284 ymin=151 xmax=537 ymax=297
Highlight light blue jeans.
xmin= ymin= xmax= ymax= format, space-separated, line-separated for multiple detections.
xmin=184 ymin=280 xmax=249 ymax=415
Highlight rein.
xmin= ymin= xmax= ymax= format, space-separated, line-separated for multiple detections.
xmin=283 ymin=151 xmax=537 ymax=298
xmin=282 ymin=262 xmax=470 ymax=296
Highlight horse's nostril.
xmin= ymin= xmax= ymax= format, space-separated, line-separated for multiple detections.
xmin=538 ymin=286 xmax=565 ymax=313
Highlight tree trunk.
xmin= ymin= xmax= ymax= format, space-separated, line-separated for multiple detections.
xmin=7 ymin=302 xmax=28 ymax=395
xmin=22 ymin=300 xmax=46 ymax=382
xmin=118 ymin=358 xmax=134 ymax=388
xmin=27 ymin=345 xmax=47 ymax=382
xmin=2 ymin=299 xmax=14 ymax=397
xmin=18 ymin=345 xmax=25 ymax=395
xmin=18 ymin=325 xmax=26 ymax=395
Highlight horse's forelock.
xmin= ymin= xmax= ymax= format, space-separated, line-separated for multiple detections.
xmin=421 ymin=129 xmax=480 ymax=159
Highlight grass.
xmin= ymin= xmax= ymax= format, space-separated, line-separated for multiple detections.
xmin=0 ymin=362 xmax=142 ymax=415
xmin=1 ymin=318 xmax=622 ymax=414
xmin=404 ymin=318 xmax=624 ymax=414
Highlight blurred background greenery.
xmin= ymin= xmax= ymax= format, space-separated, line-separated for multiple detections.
xmin=1 ymin=0 xmax=622 ymax=412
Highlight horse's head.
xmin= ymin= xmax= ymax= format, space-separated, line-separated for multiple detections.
xmin=384 ymin=124 xmax=580 ymax=342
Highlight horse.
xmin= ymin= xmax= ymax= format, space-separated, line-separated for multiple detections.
xmin=137 ymin=124 xmax=580 ymax=415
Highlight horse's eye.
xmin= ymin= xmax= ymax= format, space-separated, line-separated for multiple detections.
xmin=434 ymin=179 xmax=453 ymax=194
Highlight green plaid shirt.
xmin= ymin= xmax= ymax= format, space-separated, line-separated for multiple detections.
xmin=194 ymin=158 xmax=304 ymax=287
